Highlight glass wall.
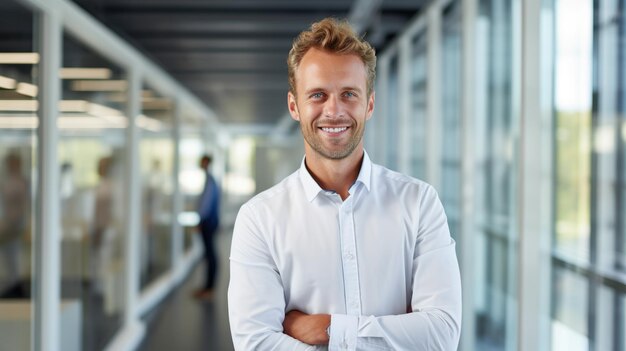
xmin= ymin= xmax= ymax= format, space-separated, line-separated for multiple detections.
xmin=179 ymin=111 xmax=207 ymax=252
xmin=0 ymin=1 xmax=218 ymax=350
xmin=58 ymin=33 xmax=128 ymax=350
xmin=440 ymin=0 xmax=462 ymax=242
xmin=474 ymin=0 xmax=518 ymax=349
xmin=139 ymin=85 xmax=174 ymax=289
xmin=409 ymin=31 xmax=427 ymax=179
xmin=552 ymin=0 xmax=626 ymax=349
xmin=0 ymin=1 xmax=36 ymax=349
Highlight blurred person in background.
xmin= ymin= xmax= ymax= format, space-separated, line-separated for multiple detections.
xmin=91 ymin=156 xmax=115 ymax=294
xmin=0 ymin=153 xmax=29 ymax=297
xmin=193 ymin=154 xmax=221 ymax=300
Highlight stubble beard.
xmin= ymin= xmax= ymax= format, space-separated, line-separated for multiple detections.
xmin=300 ymin=119 xmax=365 ymax=160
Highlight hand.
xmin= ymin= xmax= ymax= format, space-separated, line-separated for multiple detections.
xmin=283 ymin=310 xmax=330 ymax=345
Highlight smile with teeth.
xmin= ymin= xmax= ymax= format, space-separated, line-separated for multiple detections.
xmin=320 ymin=127 xmax=348 ymax=133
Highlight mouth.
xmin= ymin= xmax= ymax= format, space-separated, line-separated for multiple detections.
xmin=318 ymin=126 xmax=349 ymax=135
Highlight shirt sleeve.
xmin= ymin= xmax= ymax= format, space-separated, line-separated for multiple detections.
xmin=228 ymin=203 xmax=323 ymax=351
xmin=328 ymin=185 xmax=462 ymax=351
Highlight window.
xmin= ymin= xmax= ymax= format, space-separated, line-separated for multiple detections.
xmin=59 ymin=33 xmax=128 ymax=350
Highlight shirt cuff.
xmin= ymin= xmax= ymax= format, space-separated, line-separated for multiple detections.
xmin=328 ymin=314 xmax=358 ymax=351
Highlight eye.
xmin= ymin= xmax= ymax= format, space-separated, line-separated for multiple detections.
xmin=343 ymin=91 xmax=357 ymax=98
xmin=310 ymin=92 xmax=324 ymax=99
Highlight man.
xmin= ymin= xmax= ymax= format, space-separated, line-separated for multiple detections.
xmin=228 ymin=18 xmax=461 ymax=350
xmin=194 ymin=154 xmax=221 ymax=299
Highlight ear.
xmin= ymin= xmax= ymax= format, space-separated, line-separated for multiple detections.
xmin=288 ymin=92 xmax=300 ymax=121
xmin=365 ymin=92 xmax=375 ymax=121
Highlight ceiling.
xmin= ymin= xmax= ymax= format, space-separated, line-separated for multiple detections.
xmin=71 ymin=0 xmax=427 ymax=128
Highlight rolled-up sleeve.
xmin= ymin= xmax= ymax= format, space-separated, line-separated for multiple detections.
xmin=228 ymin=203 xmax=322 ymax=351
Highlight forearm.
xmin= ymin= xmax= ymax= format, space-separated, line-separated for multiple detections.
xmin=228 ymin=258 xmax=321 ymax=351
xmin=231 ymin=329 xmax=319 ymax=351
xmin=329 ymin=309 xmax=460 ymax=351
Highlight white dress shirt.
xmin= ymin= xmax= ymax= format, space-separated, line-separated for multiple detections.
xmin=228 ymin=151 xmax=462 ymax=350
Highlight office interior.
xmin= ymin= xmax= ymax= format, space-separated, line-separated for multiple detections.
xmin=0 ymin=0 xmax=623 ymax=350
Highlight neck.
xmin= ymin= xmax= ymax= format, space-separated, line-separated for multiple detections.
xmin=304 ymin=147 xmax=364 ymax=201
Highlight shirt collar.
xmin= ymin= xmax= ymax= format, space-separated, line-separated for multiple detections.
xmin=299 ymin=150 xmax=372 ymax=202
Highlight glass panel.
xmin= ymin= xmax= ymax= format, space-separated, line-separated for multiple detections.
xmin=409 ymin=32 xmax=427 ymax=179
xmin=440 ymin=0 xmax=462 ymax=242
xmin=59 ymin=34 xmax=128 ymax=350
xmin=474 ymin=0 xmax=517 ymax=349
xmin=179 ymin=110 xmax=206 ymax=253
xmin=552 ymin=0 xmax=626 ymax=350
xmin=551 ymin=265 xmax=589 ymax=350
xmin=139 ymin=85 xmax=174 ymax=289
xmin=386 ymin=54 xmax=399 ymax=170
xmin=0 ymin=1 xmax=36 ymax=349
xmin=553 ymin=0 xmax=593 ymax=263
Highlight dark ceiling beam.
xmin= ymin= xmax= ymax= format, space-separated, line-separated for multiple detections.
xmin=98 ymin=0 xmax=352 ymax=12
xmin=107 ymin=13 xmax=340 ymax=33
xmin=138 ymin=38 xmax=293 ymax=52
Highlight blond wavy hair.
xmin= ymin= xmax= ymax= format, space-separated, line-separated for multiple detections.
xmin=287 ymin=18 xmax=376 ymax=97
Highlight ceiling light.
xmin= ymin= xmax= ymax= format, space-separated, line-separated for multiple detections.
xmin=0 ymin=53 xmax=39 ymax=64
xmin=71 ymin=80 xmax=127 ymax=92
xmin=136 ymin=114 xmax=163 ymax=132
xmin=87 ymin=102 xmax=123 ymax=117
xmin=59 ymin=100 xmax=90 ymax=113
xmin=0 ymin=75 xmax=17 ymax=89
xmin=0 ymin=116 xmax=39 ymax=129
xmin=60 ymin=68 xmax=112 ymax=80
xmin=142 ymin=98 xmax=173 ymax=110
xmin=58 ymin=115 xmax=127 ymax=130
xmin=0 ymin=100 xmax=38 ymax=112
xmin=16 ymin=82 xmax=38 ymax=97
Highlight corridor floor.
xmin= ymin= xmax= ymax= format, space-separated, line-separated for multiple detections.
xmin=137 ymin=227 xmax=234 ymax=351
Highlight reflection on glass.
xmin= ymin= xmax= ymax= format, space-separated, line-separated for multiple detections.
xmin=0 ymin=1 xmax=36 ymax=349
xmin=59 ymin=34 xmax=127 ymax=350
xmin=440 ymin=0 xmax=462 ymax=241
xmin=139 ymin=85 xmax=174 ymax=289
xmin=474 ymin=0 xmax=517 ymax=349
xmin=410 ymin=32 xmax=427 ymax=179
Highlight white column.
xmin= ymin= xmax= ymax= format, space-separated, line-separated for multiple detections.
xmin=397 ymin=36 xmax=412 ymax=174
xmin=459 ymin=0 xmax=477 ymax=349
xmin=123 ymin=68 xmax=142 ymax=328
xmin=34 ymin=8 xmax=62 ymax=351
xmin=517 ymin=0 xmax=553 ymax=350
xmin=171 ymin=100 xmax=184 ymax=281
xmin=426 ymin=4 xmax=442 ymax=190
xmin=375 ymin=54 xmax=389 ymax=166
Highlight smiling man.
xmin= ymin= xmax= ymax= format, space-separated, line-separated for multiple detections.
xmin=227 ymin=18 xmax=462 ymax=351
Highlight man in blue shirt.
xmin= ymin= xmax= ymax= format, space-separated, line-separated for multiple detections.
xmin=194 ymin=154 xmax=220 ymax=300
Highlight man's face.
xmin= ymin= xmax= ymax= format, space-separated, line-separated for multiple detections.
xmin=288 ymin=48 xmax=374 ymax=160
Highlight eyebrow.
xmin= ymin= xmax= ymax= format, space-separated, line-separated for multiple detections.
xmin=303 ymin=86 xmax=364 ymax=95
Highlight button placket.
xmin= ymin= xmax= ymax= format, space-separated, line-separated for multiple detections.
xmin=340 ymin=197 xmax=361 ymax=316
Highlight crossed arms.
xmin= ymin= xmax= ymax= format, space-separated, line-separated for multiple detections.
xmin=227 ymin=201 xmax=462 ymax=351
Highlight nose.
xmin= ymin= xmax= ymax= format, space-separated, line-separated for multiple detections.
xmin=323 ymin=95 xmax=344 ymax=118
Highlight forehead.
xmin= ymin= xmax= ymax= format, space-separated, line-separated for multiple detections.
xmin=295 ymin=48 xmax=367 ymax=89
